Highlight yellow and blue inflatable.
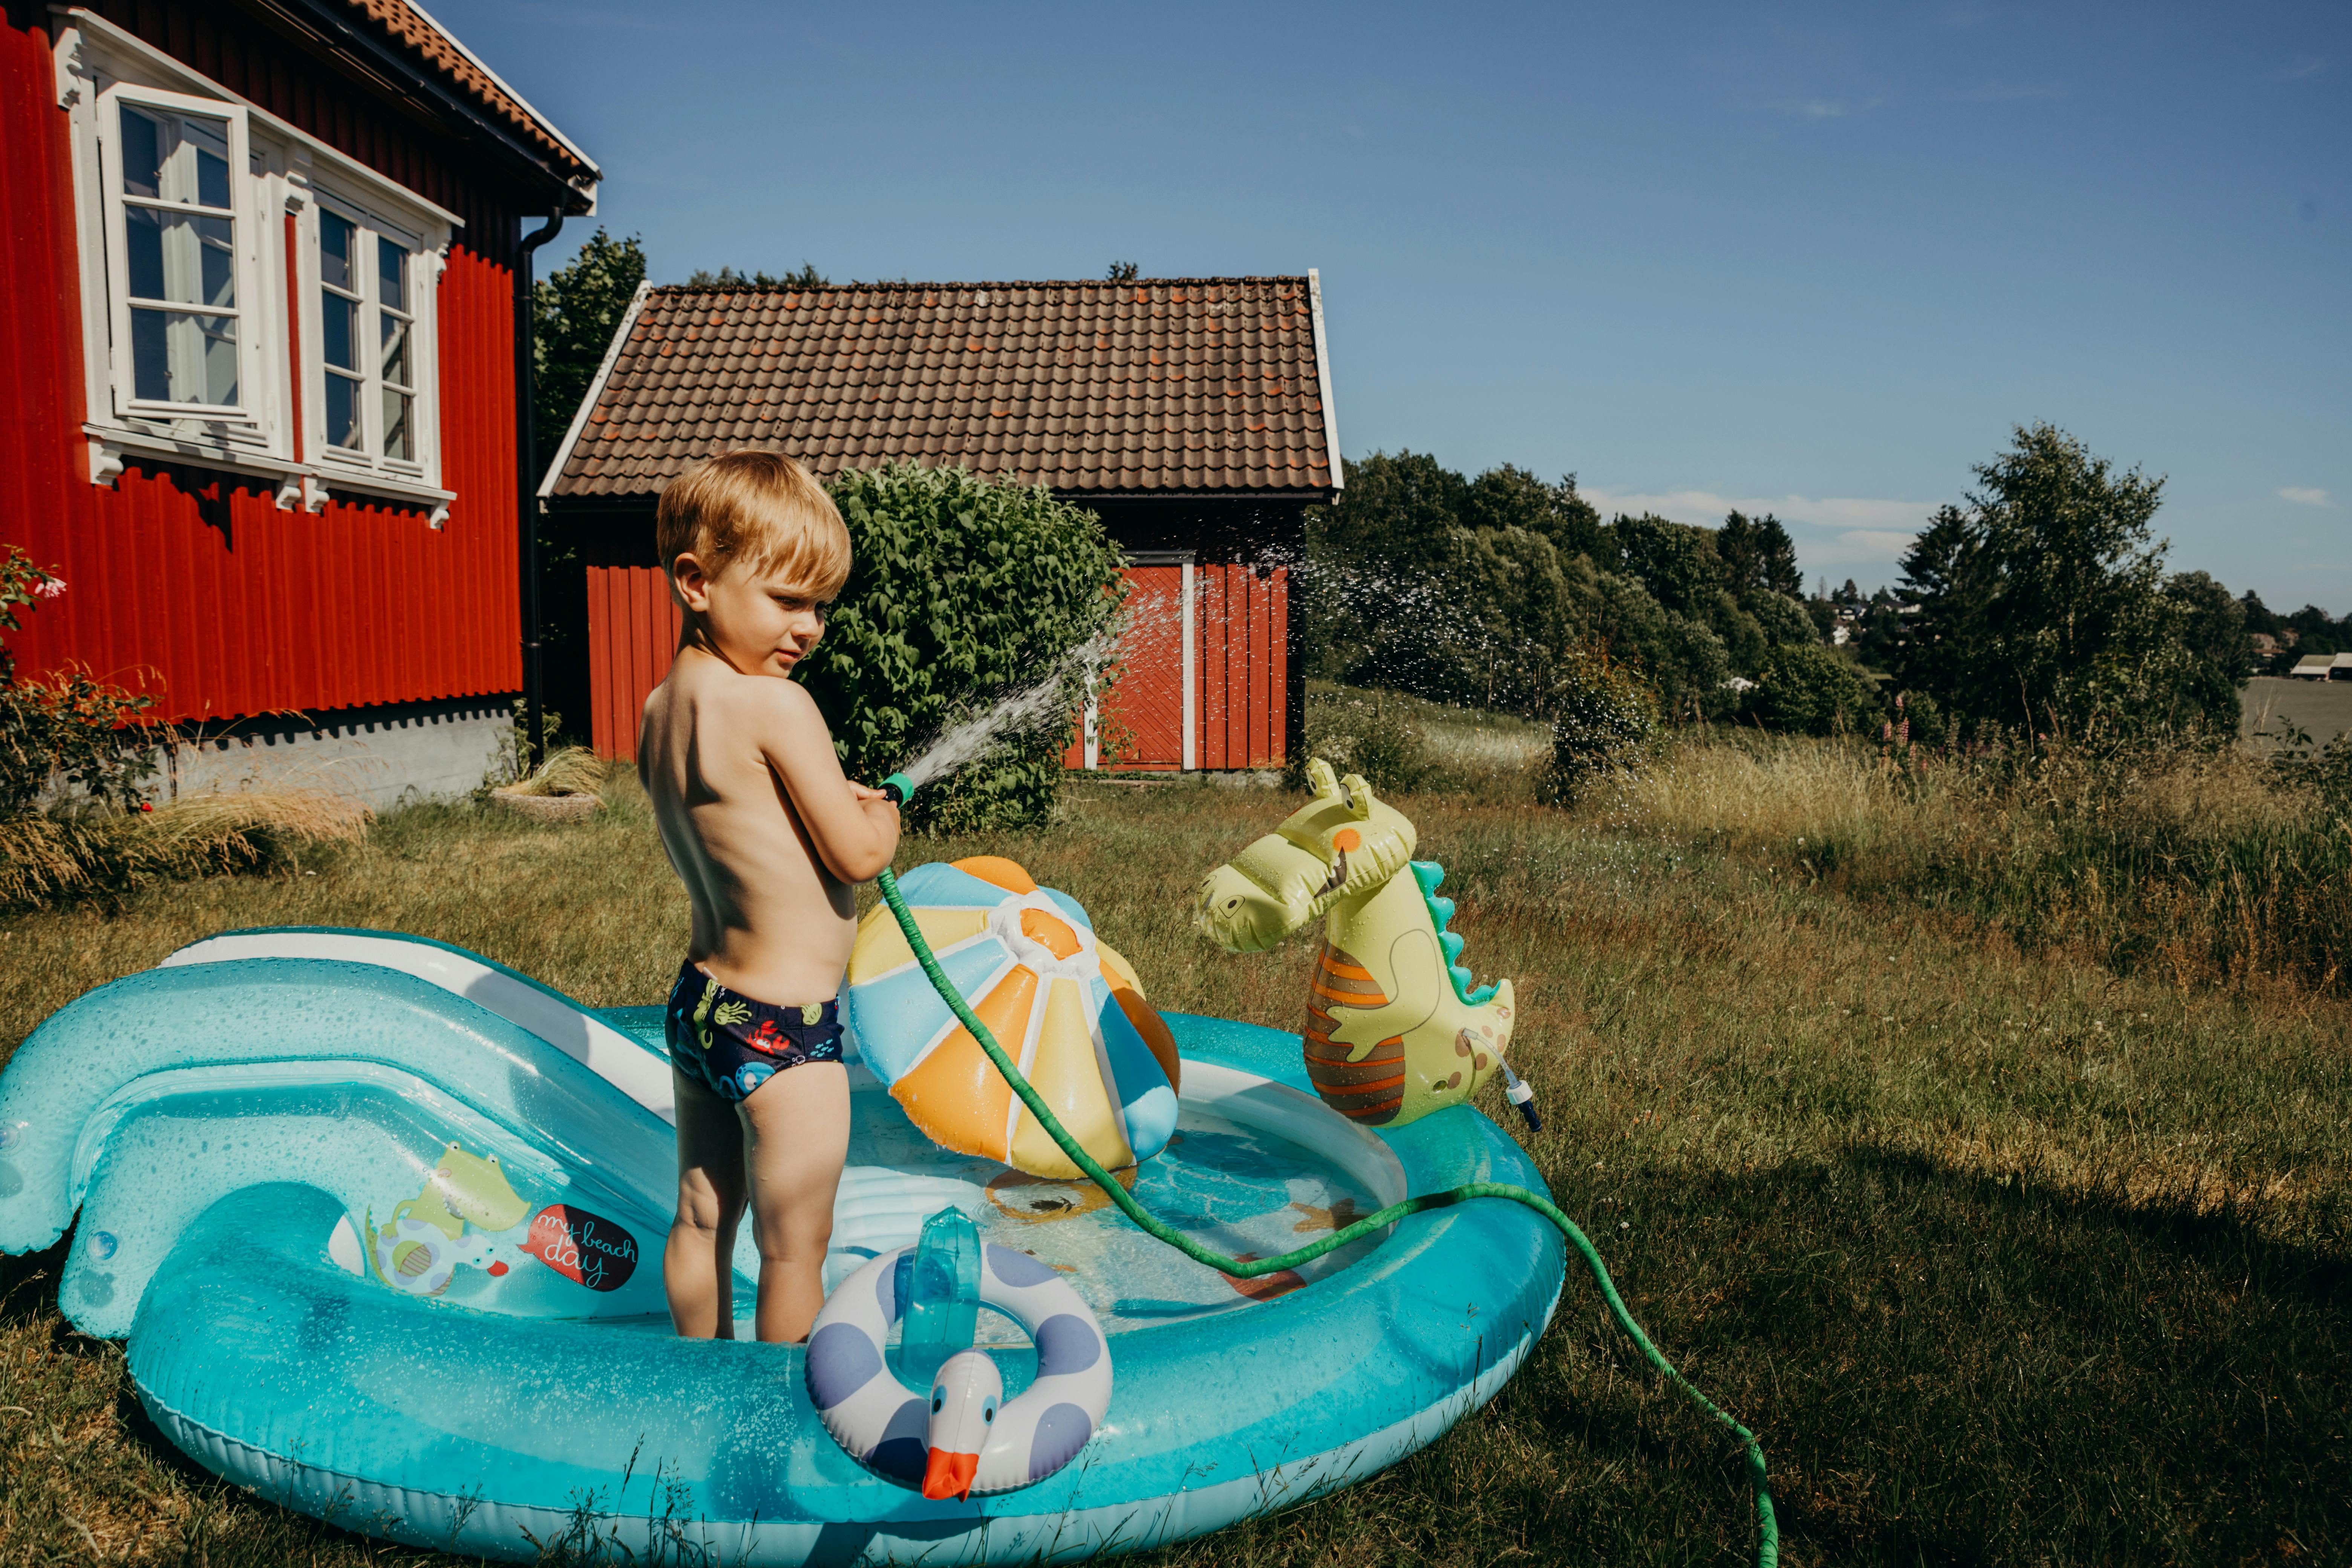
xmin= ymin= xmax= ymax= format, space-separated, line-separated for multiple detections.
xmin=841 ymin=858 xmax=1182 ymax=1179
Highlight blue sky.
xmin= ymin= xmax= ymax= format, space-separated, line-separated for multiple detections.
xmin=459 ymin=1 xmax=2347 ymax=609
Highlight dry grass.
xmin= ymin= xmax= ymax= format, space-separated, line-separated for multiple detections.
xmin=498 ymin=746 xmax=611 ymax=799
xmin=0 ymin=789 xmax=370 ymax=909
xmin=0 ymin=778 xmax=2345 ymax=1565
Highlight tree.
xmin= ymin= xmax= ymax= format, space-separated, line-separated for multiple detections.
xmin=1893 ymin=423 xmax=2240 ymax=735
xmin=533 ymin=228 xmax=646 ymax=478
xmin=1461 ymin=466 xmax=1604 ymax=562
xmin=1106 ymin=260 xmax=1140 ymax=282
xmin=1605 ymin=513 xmax=1724 ymax=622
xmin=1717 ymin=511 xmax=1802 ymax=599
xmin=685 ymin=263 xmax=828 ymax=289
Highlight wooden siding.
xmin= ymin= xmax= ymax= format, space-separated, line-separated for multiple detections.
xmin=0 ymin=0 xmax=527 ymax=724
xmin=584 ymin=564 xmax=681 ymax=761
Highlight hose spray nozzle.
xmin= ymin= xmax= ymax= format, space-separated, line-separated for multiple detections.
xmin=1500 ymin=1061 xmax=1541 ymax=1135
xmin=880 ymin=772 xmax=914 ymax=806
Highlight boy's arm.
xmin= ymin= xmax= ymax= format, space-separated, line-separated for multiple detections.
xmin=753 ymin=681 xmax=901 ymax=882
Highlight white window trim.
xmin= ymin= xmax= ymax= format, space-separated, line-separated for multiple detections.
xmin=96 ymin=84 xmax=264 ymax=426
xmin=302 ymin=188 xmax=445 ymax=495
xmin=53 ymin=8 xmax=463 ymax=522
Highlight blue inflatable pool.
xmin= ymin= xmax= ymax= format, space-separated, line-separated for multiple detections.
xmin=0 ymin=927 xmax=1565 ymax=1563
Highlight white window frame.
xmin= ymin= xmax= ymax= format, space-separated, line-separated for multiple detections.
xmin=53 ymin=9 xmax=462 ymax=519
xmin=304 ymin=190 xmax=442 ymax=488
xmin=96 ymin=83 xmax=265 ymax=426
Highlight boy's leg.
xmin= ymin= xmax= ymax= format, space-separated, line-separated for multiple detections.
xmin=666 ymin=1066 xmax=748 ymax=1339
xmin=737 ymin=1059 xmax=850 ymax=1344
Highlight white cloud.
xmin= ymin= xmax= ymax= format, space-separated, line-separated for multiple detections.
xmin=1583 ymin=487 xmax=1938 ymax=585
xmin=2278 ymin=486 xmax=2331 ymax=507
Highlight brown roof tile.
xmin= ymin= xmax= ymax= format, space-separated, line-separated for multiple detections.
xmin=549 ymin=277 xmax=1336 ymax=500
xmin=347 ymin=0 xmax=596 ymax=184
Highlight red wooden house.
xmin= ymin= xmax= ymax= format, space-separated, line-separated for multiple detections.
xmin=538 ymin=276 xmax=1343 ymax=772
xmin=0 ymin=0 xmax=597 ymax=802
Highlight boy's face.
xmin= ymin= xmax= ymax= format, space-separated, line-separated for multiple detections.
xmin=672 ymin=553 xmax=830 ymax=678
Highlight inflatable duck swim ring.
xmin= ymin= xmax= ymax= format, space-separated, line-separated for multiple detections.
xmin=843 ymin=858 xmax=1181 ymax=1179
xmin=807 ymin=1242 xmax=1113 ymax=1501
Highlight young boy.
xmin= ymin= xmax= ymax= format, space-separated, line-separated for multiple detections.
xmin=639 ymin=450 xmax=900 ymax=1344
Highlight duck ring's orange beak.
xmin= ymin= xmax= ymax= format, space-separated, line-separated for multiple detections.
xmin=921 ymin=1447 xmax=979 ymax=1501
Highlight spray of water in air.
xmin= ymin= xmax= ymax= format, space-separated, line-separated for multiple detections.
xmin=894 ymin=632 xmax=1118 ymax=791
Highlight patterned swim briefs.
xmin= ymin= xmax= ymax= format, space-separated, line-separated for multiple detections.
xmin=664 ymin=961 xmax=844 ymax=1102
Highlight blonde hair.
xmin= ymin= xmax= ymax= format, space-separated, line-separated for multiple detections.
xmin=655 ymin=450 xmax=850 ymax=597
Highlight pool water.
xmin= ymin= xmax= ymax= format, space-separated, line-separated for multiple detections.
xmin=841 ymin=1081 xmax=1386 ymax=1339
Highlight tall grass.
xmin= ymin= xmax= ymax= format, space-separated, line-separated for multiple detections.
xmin=1612 ymin=732 xmax=2352 ymax=994
xmin=0 ymin=789 xmax=371 ymax=909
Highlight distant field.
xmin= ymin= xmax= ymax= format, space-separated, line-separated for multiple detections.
xmin=2242 ymin=674 xmax=2352 ymax=750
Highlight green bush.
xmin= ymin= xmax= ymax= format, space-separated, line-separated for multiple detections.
xmin=1302 ymin=689 xmax=1435 ymax=794
xmin=803 ymin=464 xmax=1124 ymax=831
xmin=1750 ymin=642 xmax=1879 ymax=736
xmin=1545 ymin=647 xmax=1658 ymax=805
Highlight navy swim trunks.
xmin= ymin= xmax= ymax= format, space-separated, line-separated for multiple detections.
xmin=665 ymin=962 xmax=844 ymax=1101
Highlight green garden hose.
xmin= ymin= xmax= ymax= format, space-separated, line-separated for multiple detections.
xmin=872 ymin=775 xmax=1776 ymax=1565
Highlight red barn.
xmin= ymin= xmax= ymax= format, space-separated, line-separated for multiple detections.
xmin=0 ymin=1 xmax=597 ymax=802
xmin=538 ymin=276 xmax=1343 ymax=772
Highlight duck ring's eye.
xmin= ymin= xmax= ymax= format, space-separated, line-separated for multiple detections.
xmin=932 ymin=1394 xmax=943 ymax=1413
xmin=983 ymin=1407 xmax=995 ymax=1423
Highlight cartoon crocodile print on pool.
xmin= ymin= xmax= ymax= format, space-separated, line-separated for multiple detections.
xmin=1194 ymin=758 xmax=1515 ymax=1127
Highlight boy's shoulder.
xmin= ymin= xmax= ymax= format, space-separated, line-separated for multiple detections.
xmin=653 ymin=655 xmax=826 ymax=730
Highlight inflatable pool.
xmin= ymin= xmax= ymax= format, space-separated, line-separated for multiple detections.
xmin=0 ymin=925 xmax=1564 ymax=1563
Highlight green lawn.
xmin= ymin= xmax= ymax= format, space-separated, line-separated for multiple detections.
xmin=1 ymin=778 xmax=2346 ymax=1565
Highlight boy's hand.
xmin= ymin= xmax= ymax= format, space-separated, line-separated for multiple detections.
xmin=847 ymin=782 xmax=894 ymax=803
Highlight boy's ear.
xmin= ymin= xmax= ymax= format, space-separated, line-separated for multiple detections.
xmin=671 ymin=553 xmax=713 ymax=613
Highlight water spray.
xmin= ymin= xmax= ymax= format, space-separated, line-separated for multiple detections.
xmin=871 ymin=766 xmax=1775 ymax=1568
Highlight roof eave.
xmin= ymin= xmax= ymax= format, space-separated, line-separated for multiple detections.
xmin=233 ymin=0 xmax=599 ymax=212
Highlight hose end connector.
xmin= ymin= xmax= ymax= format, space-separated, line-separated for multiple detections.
xmin=880 ymin=772 xmax=914 ymax=806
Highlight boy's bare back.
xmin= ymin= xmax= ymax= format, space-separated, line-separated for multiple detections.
xmin=640 ymin=648 xmax=876 ymax=1005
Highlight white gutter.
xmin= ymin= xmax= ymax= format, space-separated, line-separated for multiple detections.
xmin=539 ymin=279 xmax=652 ymax=499
xmin=1306 ymin=267 xmax=1343 ymax=491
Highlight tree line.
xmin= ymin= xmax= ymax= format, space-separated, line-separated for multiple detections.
xmin=1305 ymin=424 xmax=2341 ymax=744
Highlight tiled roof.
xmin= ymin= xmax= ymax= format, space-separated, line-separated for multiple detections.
xmin=348 ymin=0 xmax=597 ymax=183
xmin=547 ymin=276 xmax=1338 ymax=501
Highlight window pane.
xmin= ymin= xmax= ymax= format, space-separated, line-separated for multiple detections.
xmin=380 ymin=311 xmax=410 ymax=389
xmin=320 ymin=211 xmax=354 ymax=291
xmin=321 ymin=289 xmax=357 ymax=372
xmin=130 ymin=308 xmax=169 ymax=400
xmin=377 ymin=237 xmax=407 ymax=313
xmin=126 ymin=203 xmax=166 ymax=300
xmin=381 ymin=387 xmax=413 ymax=461
xmin=121 ymin=108 xmax=163 ymax=200
xmin=131 ymin=309 xmax=237 ymax=406
xmin=126 ymin=209 xmax=236 ymax=310
xmin=324 ymin=372 xmax=361 ymax=450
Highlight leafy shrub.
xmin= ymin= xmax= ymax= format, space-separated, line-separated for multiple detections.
xmin=1749 ymin=643 xmax=1879 ymax=736
xmin=1545 ymin=647 xmax=1658 ymax=805
xmin=1303 ymin=690 xmax=1435 ymax=793
xmin=0 ymin=548 xmax=156 ymax=815
xmin=804 ymin=464 xmax=1124 ymax=831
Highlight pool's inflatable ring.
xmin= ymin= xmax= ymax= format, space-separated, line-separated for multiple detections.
xmin=807 ymin=1242 xmax=1112 ymax=1501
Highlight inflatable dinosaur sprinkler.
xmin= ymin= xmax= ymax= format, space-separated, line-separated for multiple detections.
xmin=1196 ymin=759 xmax=1522 ymax=1128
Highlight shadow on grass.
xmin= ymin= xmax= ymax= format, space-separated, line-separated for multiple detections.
xmin=1135 ymin=1141 xmax=2350 ymax=1568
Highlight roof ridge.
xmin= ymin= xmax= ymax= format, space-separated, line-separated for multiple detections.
xmin=655 ymin=276 xmax=1311 ymax=294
